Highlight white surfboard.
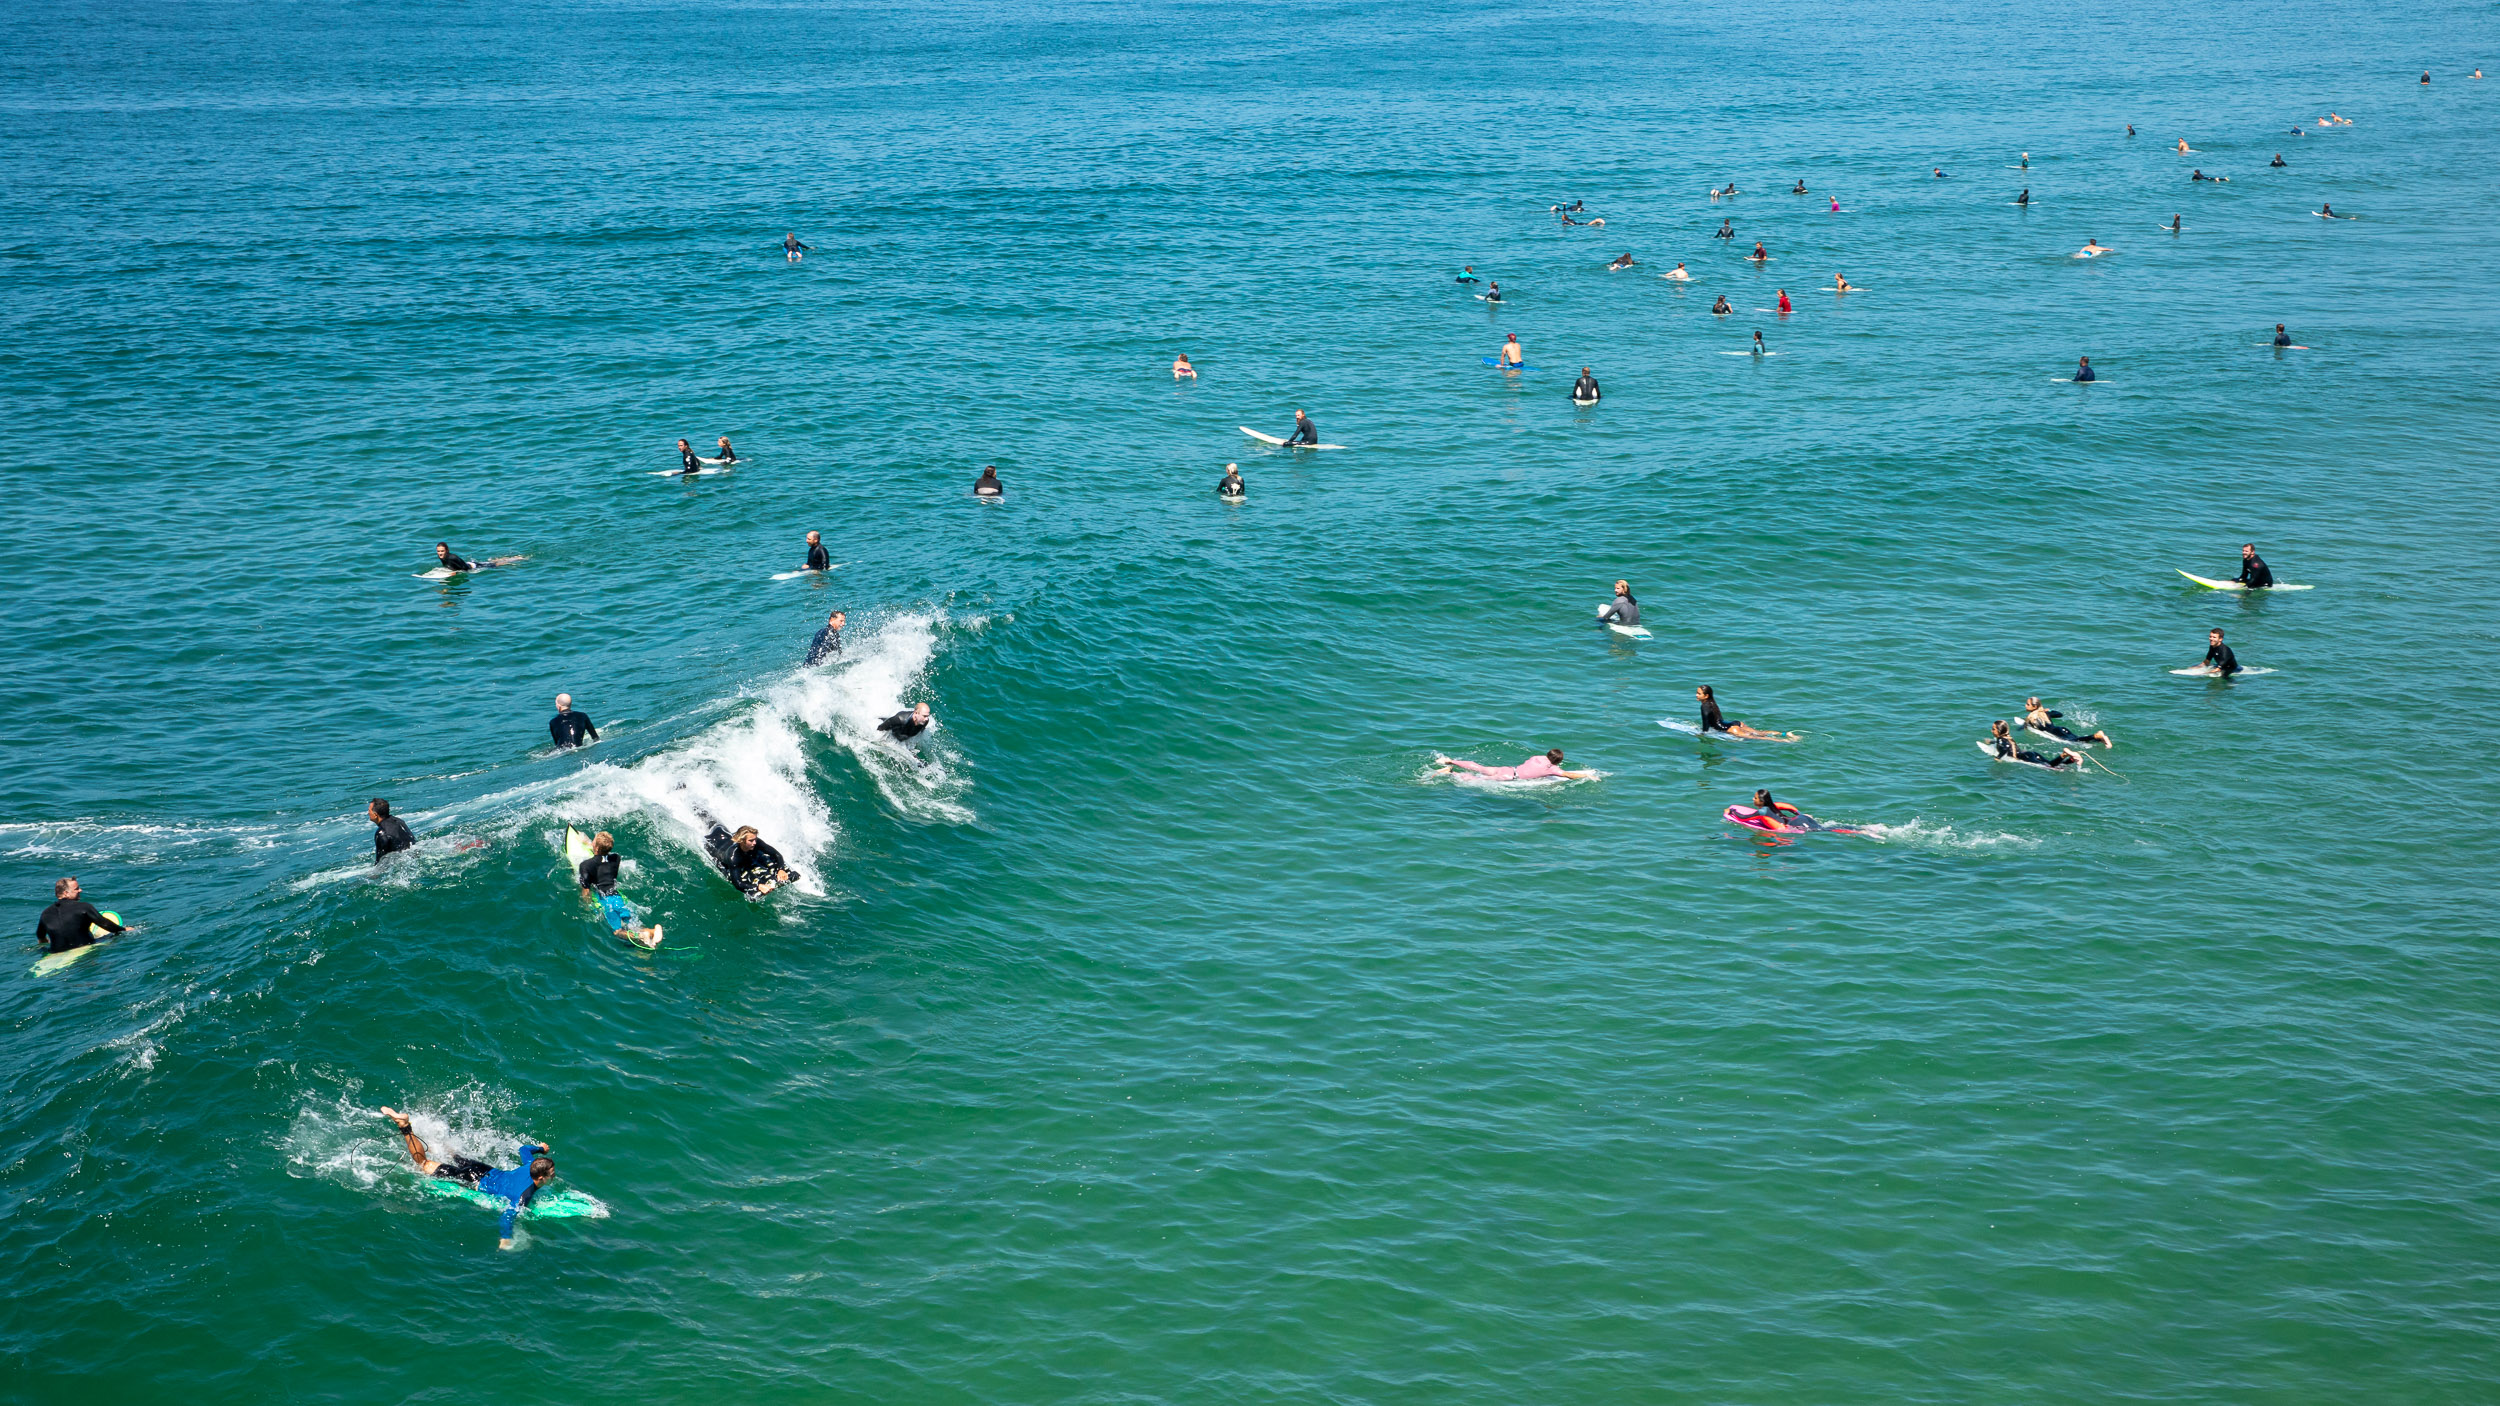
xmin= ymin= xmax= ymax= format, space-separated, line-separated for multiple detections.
xmin=771 ymin=565 xmax=841 ymax=581
xmin=1218 ymin=493 xmax=1247 ymax=503
xmin=1977 ymin=738 xmax=2080 ymax=770
xmin=651 ymin=465 xmax=733 ymax=477
xmin=2170 ymin=665 xmax=2278 ymax=677
xmin=1658 ymin=719 xmax=1800 ymax=743
xmin=2178 ymin=570 xmax=2312 ymax=592
xmin=1240 ymin=427 xmax=1347 ymax=449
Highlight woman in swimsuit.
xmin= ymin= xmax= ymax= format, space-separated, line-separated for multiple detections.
xmin=1696 ymin=685 xmax=1797 ymax=740
xmin=1432 ymin=748 xmax=1595 ymax=782
xmin=1833 ymin=274 xmax=1854 ymax=292
xmin=1173 ymin=353 xmax=1197 ymax=379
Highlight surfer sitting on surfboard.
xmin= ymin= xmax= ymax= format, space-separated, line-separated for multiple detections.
xmin=1988 ymin=721 xmax=2086 ymax=769
xmin=2204 ymin=628 xmax=2241 ymax=676
xmin=678 ymin=439 xmax=700 ymax=473
xmin=549 ymin=693 xmax=599 ymax=750
xmin=974 ymin=465 xmax=1004 ymax=497
xmin=1598 ymin=581 xmax=1638 ymax=628
xmin=36 ymin=877 xmax=122 ymax=956
xmin=1218 ymin=465 xmax=1244 ymax=498
xmin=1697 ymin=685 xmax=1800 ymax=741
xmin=1173 ymin=352 xmax=1196 ymax=380
xmin=2022 ymin=698 xmax=2112 ymax=748
xmin=1283 ymin=411 xmax=1320 ymax=446
xmin=370 ymin=799 xmax=416 ymax=861
xmin=2236 ymin=544 xmax=2275 ymax=588
xmin=378 ymin=1109 xmax=551 ymax=1250
xmin=1572 ymin=368 xmax=1600 ymax=403
xmin=1431 ymin=749 xmax=1596 ymax=782
xmin=804 ymin=531 xmax=831 ymax=573
xmin=2073 ymin=356 xmax=2095 ymax=382
xmin=1499 ymin=334 xmax=1524 ymax=367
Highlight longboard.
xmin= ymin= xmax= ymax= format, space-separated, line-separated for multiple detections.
xmin=1659 ymin=719 xmax=1800 ymax=743
xmin=2178 ymin=570 xmax=2312 ymax=591
xmin=2171 ymin=665 xmax=2277 ymax=676
xmin=1241 ymin=427 xmax=1347 ymax=449
xmin=32 ymin=912 xmax=120 ymax=976
xmin=1977 ymin=738 xmax=2080 ymax=770
xmin=567 ymin=827 xmax=661 ymax=947
xmin=422 ymin=1178 xmax=608 ymax=1221
xmin=771 ymin=565 xmax=841 ymax=581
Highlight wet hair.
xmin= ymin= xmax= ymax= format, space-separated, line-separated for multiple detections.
xmin=1993 ymin=720 xmax=2011 ymax=736
xmin=370 ymin=799 xmax=391 ymax=818
xmin=1697 ymin=685 xmax=1716 ymax=700
xmin=55 ymin=877 xmax=76 ymax=898
xmin=592 ymin=832 xmax=613 ymax=854
xmin=1545 ymin=749 xmax=1565 ymax=764
xmin=733 ymin=826 xmax=759 ymax=842
xmin=435 ymin=542 xmax=448 ymax=551
xmin=1754 ymin=789 xmax=1776 ymax=807
xmin=531 ymin=1156 xmax=555 ymax=1180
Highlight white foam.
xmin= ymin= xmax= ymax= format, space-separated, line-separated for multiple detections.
xmin=1857 ymin=819 xmax=2039 ymax=850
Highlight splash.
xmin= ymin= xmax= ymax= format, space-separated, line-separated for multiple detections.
xmin=1857 ymin=818 xmax=2039 ymax=849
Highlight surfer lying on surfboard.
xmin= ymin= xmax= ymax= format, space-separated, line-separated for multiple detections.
xmin=2022 ymin=698 xmax=2112 ymax=748
xmin=434 ymin=543 xmax=523 ymax=574
xmin=1431 ymin=749 xmax=1597 ymax=782
xmin=1725 ymin=789 xmax=1856 ymax=835
xmin=378 ymin=1109 xmax=553 ymax=1250
xmin=1988 ymin=721 xmax=2088 ymax=769
xmin=576 ymin=830 xmax=661 ymax=948
xmin=1697 ymin=685 xmax=1800 ymax=741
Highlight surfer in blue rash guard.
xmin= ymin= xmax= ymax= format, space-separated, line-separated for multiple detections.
xmin=379 ymin=1109 xmax=553 ymax=1250
xmin=549 ymin=693 xmax=599 ymax=749
xmin=1284 ymin=410 xmax=1319 ymax=446
xmin=2235 ymin=544 xmax=2275 ymax=588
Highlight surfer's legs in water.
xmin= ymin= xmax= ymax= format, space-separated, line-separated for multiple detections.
xmin=380 ymin=1108 xmax=483 ymax=1181
xmin=1432 ymin=755 xmax=1516 ymax=780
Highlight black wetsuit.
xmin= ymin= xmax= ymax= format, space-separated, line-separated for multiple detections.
xmin=1284 ymin=420 xmax=1319 ymax=446
xmin=701 ymin=825 xmax=791 ymax=894
xmin=2204 ymin=642 xmax=2241 ymax=675
xmin=681 ymin=446 xmax=701 ymax=473
xmin=1699 ymin=697 xmax=1735 ymax=734
xmin=715 ymin=445 xmax=736 ymax=464
xmin=878 ymin=711 xmax=931 ymax=741
xmin=2026 ymin=713 xmax=2091 ymax=744
xmin=1218 ymin=474 xmax=1243 ymax=497
xmin=438 ymin=552 xmax=476 ymax=573
xmin=373 ymin=815 xmax=415 ymax=860
xmin=805 ymin=541 xmax=830 ymax=571
xmin=2074 ymin=364 xmax=2096 ymax=382
xmin=1572 ymin=373 xmax=1599 ymax=402
xmin=806 ymin=623 xmax=842 ymax=665
xmin=1714 ymin=223 xmax=1734 ymax=239
xmin=2273 ymin=329 xmax=2292 ymax=347
xmin=2237 ymin=555 xmax=2275 ymax=588
xmin=36 ymin=898 xmax=122 ymax=954
xmin=577 ymin=852 xmax=621 ymax=895
xmin=974 ymin=473 xmax=1003 ymax=497
xmin=2271 ymin=156 xmax=2287 ymax=167
xmin=549 ymin=709 xmax=599 ymax=749
xmin=1991 ymin=736 xmax=2076 ymax=767
xmin=2017 ymin=190 xmax=2029 ymax=205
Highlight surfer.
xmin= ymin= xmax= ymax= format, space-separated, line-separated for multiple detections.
xmin=434 ymin=543 xmax=476 ymax=573
xmin=1696 ymin=685 xmax=1799 ymax=741
xmin=2079 ymin=238 xmax=2110 ymax=255
xmin=1571 ymin=368 xmax=1600 ymax=404
xmin=1776 ymin=289 xmax=1791 ymax=314
xmin=548 ymin=694 xmax=599 ymax=750
xmin=1430 ymin=749 xmax=1595 ymax=782
xmin=1218 ymin=464 xmax=1244 ymax=498
xmin=1745 ymin=790 xmax=1817 ymax=830
xmin=2176 ymin=138 xmax=2192 ymax=153
xmin=2270 ymin=154 xmax=2286 ymax=167
xmin=1607 ymin=253 xmax=1635 ymax=270
xmin=2235 ymin=544 xmax=2275 ymax=588
xmin=1987 ymin=720 xmax=2086 ymax=769
xmin=1663 ymin=263 xmax=1691 ymax=281
xmin=2167 ymin=214 xmax=2182 ymax=232
xmin=1172 ymin=353 xmax=1196 ymax=380
xmin=1752 ymin=330 xmax=1767 ymax=355
xmin=1833 ymin=274 xmax=1855 ymax=292
xmin=2318 ymin=202 xmax=2338 ymax=218
xmin=2203 ymin=627 xmax=2241 ymax=676
xmin=2073 ymin=356 xmax=2095 ymax=382
xmin=1933 ymin=167 xmax=1947 ymax=178
xmin=1829 ymin=195 xmax=1839 ymax=212
xmin=1598 ymin=580 xmax=1638 ymax=627
xmin=1749 ymin=241 xmax=1769 ymax=262
xmin=878 ymin=702 xmax=934 ymax=743
xmin=35 ymin=877 xmax=123 ymax=956
xmin=1483 ymin=281 xmax=1503 ymax=303
xmin=2272 ymin=324 xmax=2293 ymax=349
xmin=712 ymin=437 xmax=737 ymax=464
xmin=575 ymin=832 xmax=659 ymax=947
xmin=678 ymin=439 xmax=700 ymax=473
xmin=2016 ymin=188 xmax=2030 ymax=206
xmin=1791 ymin=180 xmax=1808 ymax=194
xmin=1456 ymin=266 xmax=1480 ymax=284
xmin=2021 ymin=699 xmax=2112 ymax=748
xmin=804 ymin=530 xmax=830 ymax=572
xmin=1284 ymin=410 xmax=1320 ymax=446
xmin=806 ymin=610 xmax=846 ymax=665
xmin=369 ymin=799 xmax=415 ymax=861
xmin=1714 ymin=219 xmax=1734 ymax=240
xmin=378 ymin=1109 xmax=551 ymax=1250
xmin=706 ymin=824 xmax=796 ymax=895
xmin=2020 ymin=152 xmax=2029 ymax=168
xmin=1498 ymin=334 xmax=1524 ymax=367
xmin=1711 ymin=295 xmax=1733 ymax=315
xmin=783 ymin=233 xmax=811 ymax=262
xmin=973 ymin=465 xmax=1004 ymax=497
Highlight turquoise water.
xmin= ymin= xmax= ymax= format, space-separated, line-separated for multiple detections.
xmin=8 ymin=0 xmax=2500 ymax=1397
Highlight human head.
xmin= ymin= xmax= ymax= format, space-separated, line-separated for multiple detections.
xmin=1295 ymin=410 xmax=1308 ymax=421
xmin=1697 ymin=685 xmax=1715 ymax=701
xmin=530 ymin=1156 xmax=555 ymax=1185
xmin=1581 ymin=367 xmax=1592 ymax=376
xmin=2025 ymin=697 xmax=2041 ymax=710
xmin=55 ymin=877 xmax=79 ymax=899
xmin=556 ymin=693 xmax=572 ymax=711
xmin=733 ymin=826 xmax=758 ymax=848
xmin=2079 ymin=356 xmax=2091 ymax=366
xmin=1224 ymin=462 xmax=1238 ymax=475
xmin=718 ymin=437 xmax=731 ymax=449
xmin=2210 ymin=628 xmax=2225 ymax=642
xmin=978 ymin=464 xmax=997 ymax=478
xmin=1994 ymin=720 xmax=2011 ymax=737
xmin=1506 ymin=333 xmax=1517 ymax=342
xmin=1545 ymin=749 xmax=1564 ymax=764
xmin=913 ymin=702 xmax=932 ymax=723
xmin=1753 ymin=789 xmax=1775 ymax=808
xmin=592 ymin=832 xmax=613 ymax=855
xmin=369 ymin=798 xmax=391 ymax=820
xmin=435 ymin=542 xmax=449 ymax=556
xmin=1613 ymin=580 xmax=1629 ymax=596
xmin=2242 ymin=543 xmax=2256 ymax=555
xmin=677 ymin=439 xmax=690 ymax=450
xmin=807 ymin=530 xmax=820 ymax=544
xmin=828 ymin=610 xmax=844 ymax=628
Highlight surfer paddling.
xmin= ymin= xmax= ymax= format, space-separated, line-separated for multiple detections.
xmin=576 ymin=831 xmax=660 ymax=947
xmin=1607 ymin=253 xmax=1635 ymax=270
xmin=1431 ymin=749 xmax=1596 ymax=782
xmin=1172 ymin=353 xmax=1196 ymax=380
xmin=1987 ymin=720 xmax=2088 ymax=769
xmin=377 ymin=1109 xmax=553 ymax=1250
xmin=878 ymin=702 xmax=934 ymax=744
xmin=549 ymin=694 xmax=599 ymax=750
xmin=2021 ymin=698 xmax=2112 ymax=748
xmin=1696 ymin=685 xmax=1800 ymax=741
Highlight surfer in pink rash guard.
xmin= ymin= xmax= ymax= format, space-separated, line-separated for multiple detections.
xmin=1431 ymin=748 xmax=1595 ymax=781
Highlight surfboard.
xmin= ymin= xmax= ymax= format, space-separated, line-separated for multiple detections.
xmin=2171 ymin=665 xmax=2278 ymax=676
xmin=651 ymin=465 xmax=733 ymax=477
xmin=32 ymin=912 xmax=120 ymax=976
xmin=2021 ymin=720 xmax=2111 ymax=749
xmin=1658 ymin=719 xmax=1800 ymax=743
xmin=1482 ymin=357 xmax=1538 ymax=370
xmin=1218 ymin=493 xmax=1247 ymax=503
xmin=1240 ymin=427 xmax=1347 ymax=449
xmin=2178 ymin=570 xmax=2312 ymax=591
xmin=422 ymin=1178 xmax=608 ymax=1221
xmin=1474 ymin=294 xmax=1505 ymax=303
xmin=770 ymin=565 xmax=841 ymax=581
xmin=1571 ymin=397 xmax=1598 ymax=406
xmin=1977 ymin=738 xmax=2082 ymax=769
xmin=1605 ymin=623 xmax=1652 ymax=639
xmin=567 ymin=828 xmax=661 ymax=948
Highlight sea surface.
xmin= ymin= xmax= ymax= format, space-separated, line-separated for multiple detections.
xmin=6 ymin=0 xmax=2500 ymax=1399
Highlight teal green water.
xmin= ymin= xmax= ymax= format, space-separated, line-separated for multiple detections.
xmin=7 ymin=0 xmax=2500 ymax=1399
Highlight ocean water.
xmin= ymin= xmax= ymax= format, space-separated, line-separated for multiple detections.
xmin=6 ymin=0 xmax=2500 ymax=1398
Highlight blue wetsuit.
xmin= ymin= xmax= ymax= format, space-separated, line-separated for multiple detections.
xmin=435 ymin=1144 xmax=545 ymax=1238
